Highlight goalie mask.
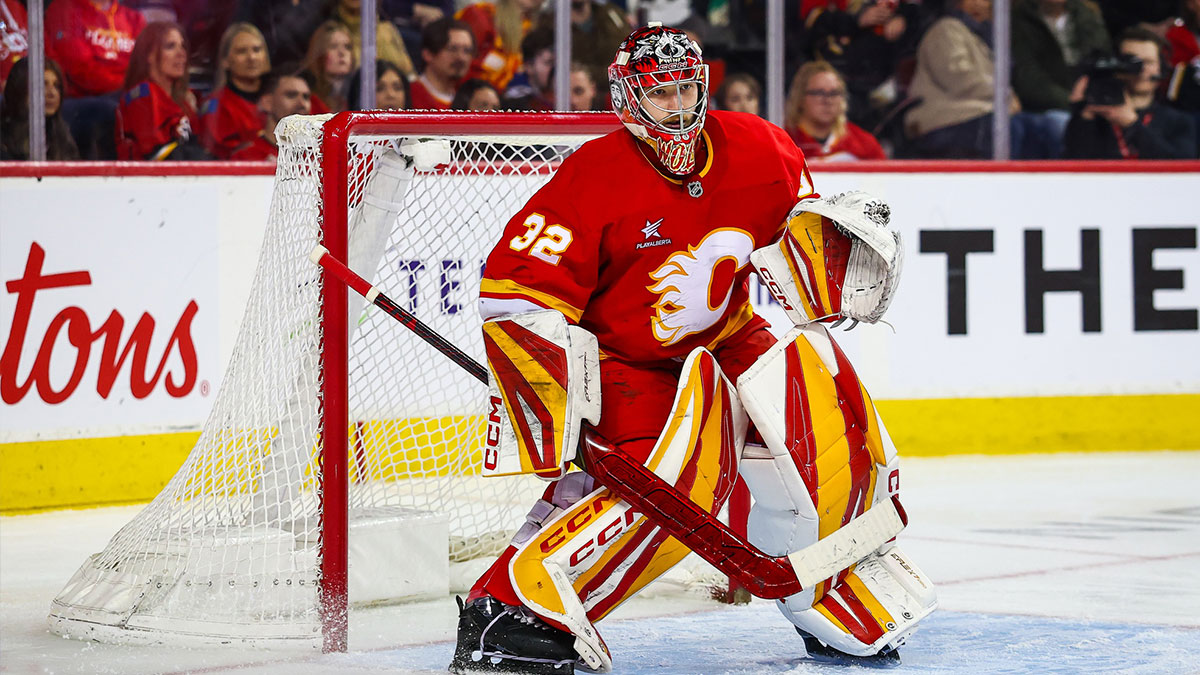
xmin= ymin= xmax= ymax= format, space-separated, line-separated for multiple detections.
xmin=609 ymin=24 xmax=709 ymax=176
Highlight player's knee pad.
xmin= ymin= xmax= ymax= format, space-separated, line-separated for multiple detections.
xmin=737 ymin=324 xmax=895 ymax=552
xmin=506 ymin=348 xmax=747 ymax=672
xmin=736 ymin=324 xmax=935 ymax=655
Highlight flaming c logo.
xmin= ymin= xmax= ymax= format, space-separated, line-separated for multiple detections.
xmin=646 ymin=228 xmax=754 ymax=346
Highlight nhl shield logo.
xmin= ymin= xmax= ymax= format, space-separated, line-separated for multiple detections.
xmin=687 ymin=181 xmax=703 ymax=198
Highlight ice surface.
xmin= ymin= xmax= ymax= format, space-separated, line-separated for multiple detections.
xmin=3 ymin=451 xmax=1198 ymax=674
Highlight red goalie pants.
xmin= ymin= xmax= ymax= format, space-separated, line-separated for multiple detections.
xmin=468 ymin=318 xmax=777 ymax=612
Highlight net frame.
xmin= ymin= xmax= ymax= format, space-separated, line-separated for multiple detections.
xmin=43 ymin=111 xmax=622 ymax=652
xmin=315 ymin=111 xmax=618 ymax=651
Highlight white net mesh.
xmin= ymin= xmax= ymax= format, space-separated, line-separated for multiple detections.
xmin=47 ymin=114 xmax=606 ymax=646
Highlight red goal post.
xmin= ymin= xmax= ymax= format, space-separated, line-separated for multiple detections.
xmin=316 ymin=112 xmax=618 ymax=650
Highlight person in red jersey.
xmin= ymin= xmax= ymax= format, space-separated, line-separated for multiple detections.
xmin=0 ymin=0 xmax=28 ymax=90
xmin=1166 ymin=0 xmax=1200 ymax=67
xmin=46 ymin=0 xmax=146 ymax=97
xmin=116 ymin=21 xmax=206 ymax=160
xmin=200 ymin=23 xmax=271 ymax=160
xmin=451 ymin=23 xmax=932 ymax=675
xmin=410 ymin=17 xmax=474 ymax=109
xmin=785 ymin=61 xmax=886 ymax=161
xmin=455 ymin=0 xmax=543 ymax=91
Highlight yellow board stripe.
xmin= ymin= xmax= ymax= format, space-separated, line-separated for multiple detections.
xmin=2 ymin=394 xmax=1197 ymax=513
xmin=0 ymin=431 xmax=201 ymax=513
xmin=876 ymin=394 xmax=1200 ymax=456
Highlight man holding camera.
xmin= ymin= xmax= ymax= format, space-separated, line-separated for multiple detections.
xmin=1063 ymin=27 xmax=1197 ymax=159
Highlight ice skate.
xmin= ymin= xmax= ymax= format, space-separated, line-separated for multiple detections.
xmin=797 ymin=628 xmax=901 ymax=667
xmin=449 ymin=596 xmax=577 ymax=674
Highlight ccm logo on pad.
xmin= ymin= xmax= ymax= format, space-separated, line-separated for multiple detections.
xmin=537 ymin=494 xmax=637 ymax=562
xmin=757 ymin=268 xmax=795 ymax=312
xmin=566 ymin=507 xmax=643 ymax=568
xmin=484 ymin=396 xmax=503 ymax=470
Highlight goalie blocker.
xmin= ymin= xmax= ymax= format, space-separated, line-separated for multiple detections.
xmin=481 ymin=310 xmax=601 ymax=480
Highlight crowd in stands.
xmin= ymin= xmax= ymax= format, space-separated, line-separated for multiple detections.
xmin=0 ymin=0 xmax=1197 ymax=161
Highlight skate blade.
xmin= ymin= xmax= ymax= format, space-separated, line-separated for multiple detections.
xmin=805 ymin=649 xmax=901 ymax=669
xmin=449 ymin=650 xmax=575 ymax=675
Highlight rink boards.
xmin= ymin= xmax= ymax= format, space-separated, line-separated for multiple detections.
xmin=1 ymin=161 xmax=1197 ymax=511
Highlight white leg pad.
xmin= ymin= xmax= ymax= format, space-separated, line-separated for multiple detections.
xmin=778 ymin=544 xmax=938 ymax=656
xmin=736 ymin=325 xmax=936 ymax=656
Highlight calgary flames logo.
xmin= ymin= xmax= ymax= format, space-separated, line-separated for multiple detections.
xmin=647 ymin=229 xmax=754 ymax=346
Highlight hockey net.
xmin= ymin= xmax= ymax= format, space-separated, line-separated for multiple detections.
xmin=47 ymin=112 xmax=736 ymax=651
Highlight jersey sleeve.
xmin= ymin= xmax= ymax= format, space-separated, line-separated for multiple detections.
xmin=763 ymin=120 xmax=818 ymax=242
xmin=479 ymin=167 xmax=598 ymax=324
xmin=773 ymin=122 xmax=817 ymax=202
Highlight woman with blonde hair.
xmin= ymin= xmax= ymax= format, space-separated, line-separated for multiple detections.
xmin=333 ymin=0 xmax=415 ymax=79
xmin=117 ymin=21 xmax=207 ymax=160
xmin=201 ymin=22 xmax=272 ymax=159
xmin=455 ymin=0 xmax=545 ymax=90
xmin=785 ymin=60 xmax=886 ymax=161
xmin=303 ymin=20 xmax=357 ymax=113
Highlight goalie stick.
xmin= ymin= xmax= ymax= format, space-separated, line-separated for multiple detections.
xmin=309 ymin=245 xmax=907 ymax=599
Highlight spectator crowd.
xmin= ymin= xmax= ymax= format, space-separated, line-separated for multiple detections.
xmin=0 ymin=0 xmax=1197 ymax=161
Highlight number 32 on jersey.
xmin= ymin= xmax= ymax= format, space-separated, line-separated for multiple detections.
xmin=510 ymin=213 xmax=573 ymax=265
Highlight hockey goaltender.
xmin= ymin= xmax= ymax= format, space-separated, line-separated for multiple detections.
xmin=451 ymin=23 xmax=938 ymax=674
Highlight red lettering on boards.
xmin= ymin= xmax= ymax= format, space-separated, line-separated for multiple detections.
xmin=1 ymin=242 xmax=200 ymax=404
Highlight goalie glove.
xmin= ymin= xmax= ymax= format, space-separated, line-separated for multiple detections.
xmin=752 ymin=191 xmax=902 ymax=326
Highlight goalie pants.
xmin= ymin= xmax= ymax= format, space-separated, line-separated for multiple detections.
xmin=468 ymin=318 xmax=777 ymax=619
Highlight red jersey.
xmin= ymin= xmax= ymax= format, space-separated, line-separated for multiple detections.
xmin=309 ymin=95 xmax=331 ymax=115
xmin=409 ymin=76 xmax=453 ymax=110
xmin=0 ymin=0 xmax=27 ymax=90
xmin=1166 ymin=21 xmax=1200 ymax=67
xmin=455 ymin=2 xmax=524 ymax=90
xmin=788 ymin=122 xmax=886 ymax=161
xmin=117 ymin=81 xmax=198 ymax=160
xmin=481 ymin=111 xmax=816 ymax=365
xmin=200 ymin=86 xmax=268 ymax=160
xmin=46 ymin=0 xmax=146 ymax=97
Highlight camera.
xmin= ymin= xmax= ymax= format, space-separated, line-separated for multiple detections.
xmin=1083 ymin=54 xmax=1143 ymax=106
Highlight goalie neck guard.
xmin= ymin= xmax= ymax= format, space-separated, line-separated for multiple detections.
xmin=609 ymin=24 xmax=709 ymax=176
